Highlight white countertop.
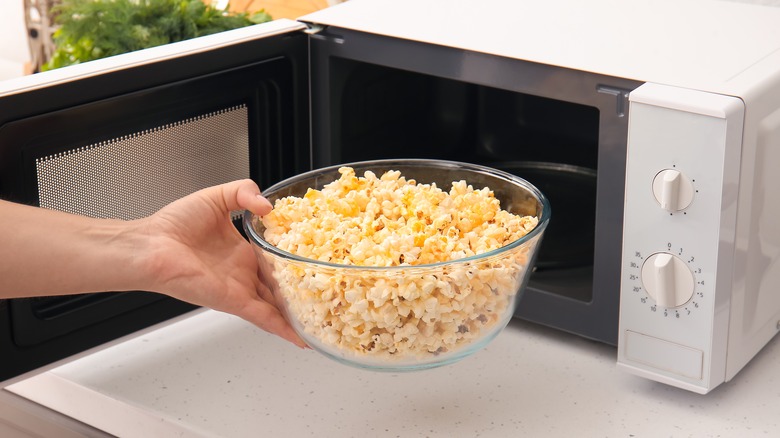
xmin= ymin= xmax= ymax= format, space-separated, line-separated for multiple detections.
xmin=6 ymin=309 xmax=780 ymax=437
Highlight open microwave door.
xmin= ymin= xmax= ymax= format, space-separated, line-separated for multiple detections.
xmin=0 ymin=19 xmax=311 ymax=382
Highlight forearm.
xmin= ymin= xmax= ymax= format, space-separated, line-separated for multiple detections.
xmin=0 ymin=181 xmax=306 ymax=347
xmin=0 ymin=200 xmax=148 ymax=298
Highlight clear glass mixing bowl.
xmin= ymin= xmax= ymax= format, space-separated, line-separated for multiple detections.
xmin=243 ymin=159 xmax=550 ymax=371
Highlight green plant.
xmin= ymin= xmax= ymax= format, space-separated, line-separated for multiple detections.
xmin=43 ymin=0 xmax=272 ymax=71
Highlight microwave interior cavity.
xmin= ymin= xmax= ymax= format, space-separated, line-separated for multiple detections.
xmin=314 ymin=50 xmax=638 ymax=343
xmin=332 ymin=57 xmax=599 ymax=274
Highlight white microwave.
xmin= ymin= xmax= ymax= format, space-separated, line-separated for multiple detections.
xmin=1 ymin=0 xmax=779 ymax=395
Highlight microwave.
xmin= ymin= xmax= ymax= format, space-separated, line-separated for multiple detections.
xmin=1 ymin=0 xmax=779 ymax=395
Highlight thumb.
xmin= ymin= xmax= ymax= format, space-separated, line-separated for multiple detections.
xmin=218 ymin=179 xmax=274 ymax=217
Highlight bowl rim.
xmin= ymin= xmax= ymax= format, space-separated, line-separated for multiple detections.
xmin=242 ymin=158 xmax=551 ymax=270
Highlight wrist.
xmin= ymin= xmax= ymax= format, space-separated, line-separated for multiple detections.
xmin=109 ymin=217 xmax=159 ymax=294
xmin=55 ymin=216 xmax=146 ymax=295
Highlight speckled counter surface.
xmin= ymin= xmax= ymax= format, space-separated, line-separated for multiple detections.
xmin=6 ymin=309 xmax=780 ymax=437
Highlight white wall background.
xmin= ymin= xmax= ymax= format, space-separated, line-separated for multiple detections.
xmin=0 ymin=0 xmax=31 ymax=80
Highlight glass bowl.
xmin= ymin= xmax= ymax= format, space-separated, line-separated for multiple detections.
xmin=243 ymin=159 xmax=550 ymax=371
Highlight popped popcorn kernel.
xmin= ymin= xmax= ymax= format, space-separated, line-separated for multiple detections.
xmin=260 ymin=167 xmax=539 ymax=361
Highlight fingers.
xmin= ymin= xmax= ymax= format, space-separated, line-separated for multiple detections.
xmin=190 ymin=179 xmax=298 ymax=347
xmin=239 ymin=300 xmax=308 ymax=348
xmin=250 ymin=276 xmax=306 ymax=348
xmin=217 ymin=179 xmax=273 ymax=217
xmin=255 ymin=276 xmax=276 ymax=307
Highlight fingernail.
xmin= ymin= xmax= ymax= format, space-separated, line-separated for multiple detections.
xmin=257 ymin=194 xmax=273 ymax=211
xmin=296 ymin=339 xmax=310 ymax=349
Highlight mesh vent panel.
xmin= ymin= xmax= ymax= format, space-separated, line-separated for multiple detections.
xmin=36 ymin=105 xmax=250 ymax=220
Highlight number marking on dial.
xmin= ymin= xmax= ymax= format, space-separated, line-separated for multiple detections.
xmin=627 ymin=246 xmax=706 ymax=318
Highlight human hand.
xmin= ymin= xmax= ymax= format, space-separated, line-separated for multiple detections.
xmin=135 ymin=179 xmax=306 ymax=348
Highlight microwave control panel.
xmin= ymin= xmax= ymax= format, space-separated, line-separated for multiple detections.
xmin=617 ymin=83 xmax=744 ymax=394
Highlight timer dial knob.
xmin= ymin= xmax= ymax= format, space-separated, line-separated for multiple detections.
xmin=641 ymin=253 xmax=695 ymax=308
xmin=652 ymin=169 xmax=694 ymax=211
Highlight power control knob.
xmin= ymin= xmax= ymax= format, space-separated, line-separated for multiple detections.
xmin=641 ymin=253 xmax=695 ymax=308
xmin=652 ymin=169 xmax=694 ymax=211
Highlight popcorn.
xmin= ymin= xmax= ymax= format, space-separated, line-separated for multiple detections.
xmin=261 ymin=167 xmax=539 ymax=360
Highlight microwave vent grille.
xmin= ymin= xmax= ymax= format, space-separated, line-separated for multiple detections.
xmin=34 ymin=105 xmax=250 ymax=220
